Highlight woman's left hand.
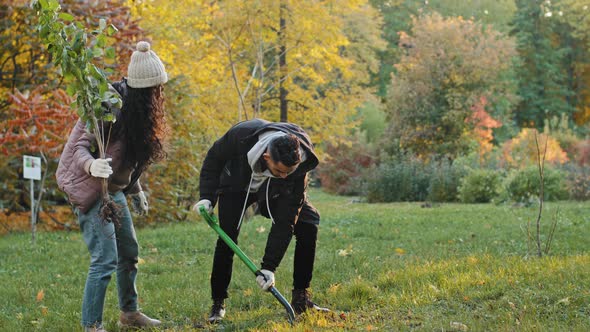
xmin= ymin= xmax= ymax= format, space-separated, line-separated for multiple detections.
xmin=131 ymin=191 xmax=149 ymax=216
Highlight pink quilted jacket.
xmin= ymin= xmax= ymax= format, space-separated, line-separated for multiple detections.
xmin=56 ymin=119 xmax=140 ymax=213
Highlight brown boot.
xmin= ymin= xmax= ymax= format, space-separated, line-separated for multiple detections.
xmin=291 ymin=289 xmax=330 ymax=315
xmin=118 ymin=310 xmax=161 ymax=329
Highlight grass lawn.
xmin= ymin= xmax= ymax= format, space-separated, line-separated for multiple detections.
xmin=1 ymin=189 xmax=589 ymax=331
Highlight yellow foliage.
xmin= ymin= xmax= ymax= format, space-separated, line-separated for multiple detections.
xmin=129 ymin=0 xmax=383 ymax=160
xmin=501 ymin=128 xmax=569 ymax=169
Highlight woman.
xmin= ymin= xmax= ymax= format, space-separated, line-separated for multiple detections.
xmin=56 ymin=41 xmax=168 ymax=332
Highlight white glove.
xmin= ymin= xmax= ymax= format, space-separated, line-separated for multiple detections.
xmin=131 ymin=191 xmax=148 ymax=216
xmin=256 ymin=269 xmax=275 ymax=291
xmin=89 ymin=158 xmax=113 ymax=178
xmin=192 ymin=199 xmax=213 ymax=214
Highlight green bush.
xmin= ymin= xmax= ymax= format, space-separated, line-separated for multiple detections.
xmin=366 ymin=155 xmax=430 ymax=202
xmin=501 ymin=166 xmax=568 ymax=203
xmin=366 ymin=156 xmax=465 ymax=203
xmin=427 ymin=159 xmax=465 ymax=202
xmin=458 ymin=169 xmax=501 ymax=203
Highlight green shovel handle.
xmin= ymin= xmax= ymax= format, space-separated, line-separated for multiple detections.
xmin=198 ymin=205 xmax=296 ymax=325
xmin=199 ymin=206 xmax=258 ymax=273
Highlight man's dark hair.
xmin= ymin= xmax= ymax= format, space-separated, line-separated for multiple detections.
xmin=268 ymin=134 xmax=301 ymax=167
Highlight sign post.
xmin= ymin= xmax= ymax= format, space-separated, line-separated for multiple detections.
xmin=23 ymin=155 xmax=41 ymax=243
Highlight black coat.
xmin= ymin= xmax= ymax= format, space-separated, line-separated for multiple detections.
xmin=200 ymin=118 xmax=318 ymax=208
xmin=199 ymin=119 xmax=319 ymax=270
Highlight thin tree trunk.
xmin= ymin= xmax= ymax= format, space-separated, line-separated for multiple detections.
xmin=278 ymin=0 xmax=288 ymax=122
xmin=33 ymin=152 xmax=48 ymax=226
xmin=534 ymin=132 xmax=547 ymax=257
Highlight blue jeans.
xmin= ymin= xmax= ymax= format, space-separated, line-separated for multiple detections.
xmin=77 ymin=191 xmax=139 ymax=327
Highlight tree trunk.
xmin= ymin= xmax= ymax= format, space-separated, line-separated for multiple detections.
xmin=279 ymin=0 xmax=288 ymax=122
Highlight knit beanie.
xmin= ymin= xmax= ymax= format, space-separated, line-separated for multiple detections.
xmin=127 ymin=41 xmax=168 ymax=88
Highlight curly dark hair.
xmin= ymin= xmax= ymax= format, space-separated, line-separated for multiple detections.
xmin=268 ymin=134 xmax=301 ymax=166
xmin=112 ymin=84 xmax=167 ymax=173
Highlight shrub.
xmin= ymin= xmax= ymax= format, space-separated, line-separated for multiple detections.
xmin=366 ymin=155 xmax=469 ymax=203
xmin=366 ymin=155 xmax=430 ymax=202
xmin=317 ymin=140 xmax=374 ymax=195
xmin=543 ymin=114 xmax=580 ymax=159
xmin=569 ymin=139 xmax=590 ymax=167
xmin=499 ymin=128 xmax=568 ymax=169
xmin=501 ymin=166 xmax=568 ymax=203
xmin=458 ymin=169 xmax=501 ymax=203
xmin=562 ymin=163 xmax=590 ymax=201
xmin=427 ymin=159 xmax=465 ymax=202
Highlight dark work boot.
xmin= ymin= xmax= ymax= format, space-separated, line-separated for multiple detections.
xmin=291 ymin=289 xmax=330 ymax=315
xmin=208 ymin=299 xmax=226 ymax=323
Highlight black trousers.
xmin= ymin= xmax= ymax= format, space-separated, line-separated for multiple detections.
xmin=211 ymin=191 xmax=320 ymax=300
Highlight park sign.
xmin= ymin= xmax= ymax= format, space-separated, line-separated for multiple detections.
xmin=23 ymin=154 xmax=42 ymax=243
xmin=23 ymin=155 xmax=41 ymax=180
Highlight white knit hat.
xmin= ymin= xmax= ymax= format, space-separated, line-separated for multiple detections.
xmin=127 ymin=41 xmax=168 ymax=88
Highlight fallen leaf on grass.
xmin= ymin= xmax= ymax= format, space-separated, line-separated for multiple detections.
xmin=450 ymin=321 xmax=468 ymax=331
xmin=328 ymin=283 xmax=341 ymax=293
xmin=316 ymin=317 xmax=329 ymax=327
xmin=36 ymin=290 xmax=44 ymax=302
xmin=337 ymin=246 xmax=353 ymax=256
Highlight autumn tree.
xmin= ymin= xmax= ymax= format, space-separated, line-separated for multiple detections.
xmin=500 ymin=128 xmax=568 ymax=169
xmin=0 ymin=0 xmax=143 ymax=111
xmin=386 ymin=13 xmax=518 ymax=159
xmin=0 ymin=0 xmax=143 ymax=214
xmin=0 ymin=88 xmax=76 ymax=211
xmin=369 ymin=0 xmax=517 ymax=98
xmin=126 ymin=0 xmax=384 ymax=218
xmin=132 ymin=0 xmax=382 ymax=141
xmin=0 ymin=2 xmax=59 ymax=111
xmin=468 ymin=96 xmax=502 ymax=161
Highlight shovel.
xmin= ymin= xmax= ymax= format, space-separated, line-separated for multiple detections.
xmin=199 ymin=206 xmax=296 ymax=325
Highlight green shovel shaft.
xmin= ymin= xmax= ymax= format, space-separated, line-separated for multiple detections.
xmin=203 ymin=210 xmax=258 ymax=274
xmin=199 ymin=206 xmax=296 ymax=325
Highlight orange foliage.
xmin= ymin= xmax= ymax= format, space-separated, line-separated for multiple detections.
xmin=467 ymin=96 xmax=502 ymax=158
xmin=500 ymin=128 xmax=568 ymax=169
xmin=0 ymin=87 xmax=76 ymax=157
xmin=0 ymin=206 xmax=77 ymax=235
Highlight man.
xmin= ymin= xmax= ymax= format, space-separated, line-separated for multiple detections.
xmin=193 ymin=118 xmax=330 ymax=323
